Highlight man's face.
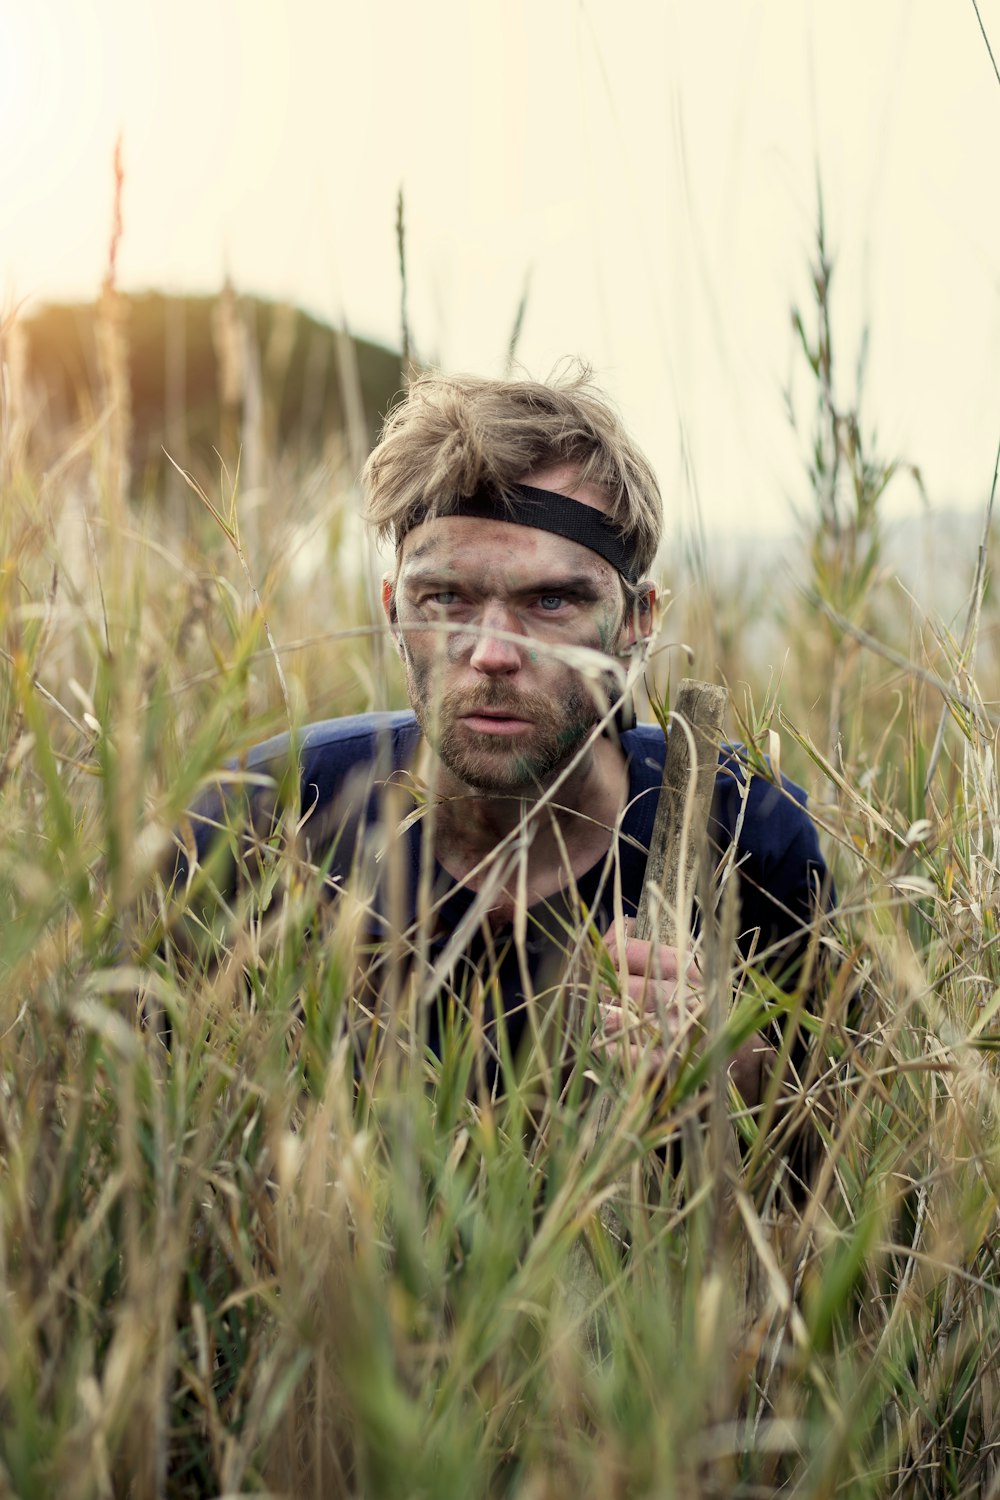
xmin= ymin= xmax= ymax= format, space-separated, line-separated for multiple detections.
xmin=383 ymin=468 xmax=647 ymax=796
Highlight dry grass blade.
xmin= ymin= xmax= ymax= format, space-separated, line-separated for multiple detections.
xmin=163 ymin=445 xmax=292 ymax=725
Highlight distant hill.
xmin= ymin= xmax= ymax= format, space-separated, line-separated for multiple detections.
xmin=18 ymin=290 xmax=403 ymax=492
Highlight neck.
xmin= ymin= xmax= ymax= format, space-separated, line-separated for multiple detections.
xmin=422 ymin=735 xmax=629 ymax=899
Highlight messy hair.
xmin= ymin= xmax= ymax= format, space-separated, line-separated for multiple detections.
xmin=361 ymin=365 xmax=663 ymax=578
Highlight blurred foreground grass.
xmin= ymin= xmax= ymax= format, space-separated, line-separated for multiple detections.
xmin=2 ymin=248 xmax=1000 ymax=1499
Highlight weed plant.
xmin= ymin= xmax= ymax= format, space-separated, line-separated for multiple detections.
xmin=1 ymin=226 xmax=1000 ymax=1500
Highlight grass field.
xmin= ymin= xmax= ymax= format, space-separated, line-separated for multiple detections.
xmin=2 ymin=226 xmax=1000 ymax=1498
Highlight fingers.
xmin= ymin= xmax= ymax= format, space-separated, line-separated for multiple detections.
xmin=618 ymin=964 xmax=701 ymax=1005
xmin=593 ymin=998 xmax=686 ymax=1078
xmin=602 ymin=922 xmax=702 ymax=993
xmin=594 ymin=919 xmax=704 ymax=1074
xmin=598 ymin=993 xmax=701 ymax=1043
xmin=592 ymin=1001 xmax=660 ymax=1071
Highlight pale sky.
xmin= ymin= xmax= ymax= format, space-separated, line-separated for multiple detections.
xmin=3 ymin=0 xmax=999 ymax=539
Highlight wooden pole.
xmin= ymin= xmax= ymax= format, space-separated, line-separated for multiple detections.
xmin=634 ymin=679 xmax=728 ymax=949
xmin=564 ymin=678 xmax=728 ymax=1336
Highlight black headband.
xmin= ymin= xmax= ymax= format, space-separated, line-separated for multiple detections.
xmin=403 ymin=484 xmax=642 ymax=583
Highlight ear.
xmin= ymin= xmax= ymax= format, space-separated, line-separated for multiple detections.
xmin=620 ymin=582 xmax=656 ymax=649
xmin=381 ymin=576 xmax=405 ymax=656
xmin=380 ymin=575 xmax=397 ymax=625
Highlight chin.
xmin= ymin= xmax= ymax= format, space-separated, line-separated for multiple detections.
xmin=441 ymin=746 xmax=540 ymax=796
xmin=439 ymin=728 xmax=587 ymax=796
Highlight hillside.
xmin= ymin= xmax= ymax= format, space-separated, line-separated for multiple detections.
xmin=16 ymin=290 xmax=403 ymax=493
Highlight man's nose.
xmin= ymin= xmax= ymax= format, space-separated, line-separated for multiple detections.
xmin=468 ymin=604 xmax=523 ymax=676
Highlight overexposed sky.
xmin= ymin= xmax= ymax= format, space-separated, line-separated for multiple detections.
xmin=2 ymin=0 xmax=999 ymax=538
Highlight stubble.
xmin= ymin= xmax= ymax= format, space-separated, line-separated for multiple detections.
xmin=408 ymin=670 xmax=601 ymax=794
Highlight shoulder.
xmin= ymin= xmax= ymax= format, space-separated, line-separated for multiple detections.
xmin=244 ymin=710 xmax=420 ymax=782
xmin=184 ymin=711 xmax=421 ymax=871
xmin=196 ymin=709 xmax=419 ymax=825
xmin=620 ymin=720 xmax=821 ymax=869
xmin=713 ymin=742 xmax=818 ymax=872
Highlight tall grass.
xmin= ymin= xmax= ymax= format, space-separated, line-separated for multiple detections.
xmin=2 ymin=224 xmax=1000 ymax=1499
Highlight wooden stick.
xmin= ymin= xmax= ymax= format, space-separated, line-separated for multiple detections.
xmin=564 ymin=678 xmax=728 ymax=1337
xmin=635 ymin=679 xmax=729 ymax=948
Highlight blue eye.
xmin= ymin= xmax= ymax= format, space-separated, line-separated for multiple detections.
xmin=538 ymin=595 xmax=565 ymax=611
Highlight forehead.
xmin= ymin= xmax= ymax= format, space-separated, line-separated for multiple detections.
xmin=396 ymin=514 xmax=620 ymax=592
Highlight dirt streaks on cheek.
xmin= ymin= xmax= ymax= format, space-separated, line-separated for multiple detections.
xmin=596 ymin=606 xmax=620 ymax=655
xmin=446 ymin=630 xmax=473 ymax=664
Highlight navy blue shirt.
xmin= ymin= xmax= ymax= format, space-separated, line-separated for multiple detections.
xmin=183 ymin=712 xmax=830 ymax=1066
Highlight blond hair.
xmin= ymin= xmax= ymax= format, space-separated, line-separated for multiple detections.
xmin=361 ymin=365 xmax=662 ymax=578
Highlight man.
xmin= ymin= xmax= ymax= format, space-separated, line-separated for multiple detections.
xmin=179 ymin=369 xmax=829 ymax=1111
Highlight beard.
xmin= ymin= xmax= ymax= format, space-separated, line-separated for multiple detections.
xmin=408 ymin=672 xmax=601 ymax=794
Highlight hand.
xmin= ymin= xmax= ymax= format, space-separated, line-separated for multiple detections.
xmin=594 ymin=920 xmax=774 ymax=1107
xmin=594 ymin=919 xmax=704 ymax=1073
